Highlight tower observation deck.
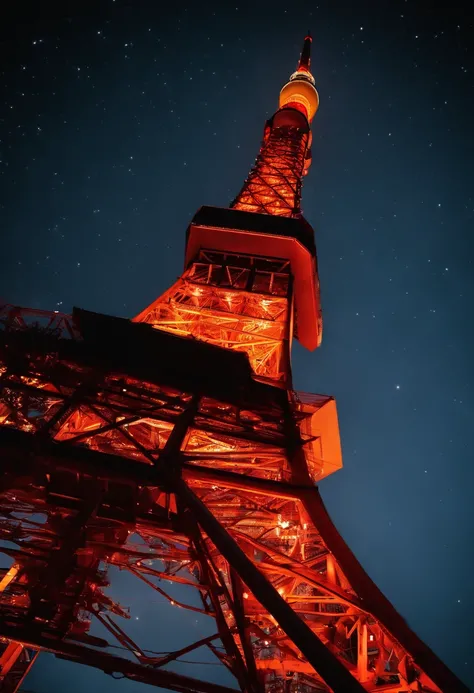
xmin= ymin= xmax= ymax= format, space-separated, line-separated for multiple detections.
xmin=0 ymin=33 xmax=469 ymax=693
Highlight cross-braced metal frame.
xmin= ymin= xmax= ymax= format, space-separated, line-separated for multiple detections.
xmin=0 ymin=305 xmax=467 ymax=693
xmin=134 ymin=250 xmax=293 ymax=384
xmin=231 ymin=126 xmax=310 ymax=217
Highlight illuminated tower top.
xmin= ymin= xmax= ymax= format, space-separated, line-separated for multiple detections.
xmin=279 ymin=31 xmax=320 ymax=123
xmin=230 ymin=33 xmax=318 ymax=218
xmin=299 ymin=30 xmax=312 ymax=71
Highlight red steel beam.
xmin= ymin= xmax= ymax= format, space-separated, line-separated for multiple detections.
xmin=182 ymin=463 xmax=302 ymax=499
xmin=173 ymin=476 xmax=367 ymax=693
xmin=0 ymin=624 xmax=239 ymax=693
xmin=0 ymin=427 xmax=309 ymax=500
xmin=297 ymin=486 xmax=470 ymax=693
xmin=230 ymin=569 xmax=263 ymax=693
xmin=188 ymin=520 xmax=256 ymax=693
xmin=0 ymin=643 xmax=39 ymax=693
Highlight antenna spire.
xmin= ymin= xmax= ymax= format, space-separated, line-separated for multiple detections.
xmin=298 ymin=30 xmax=312 ymax=72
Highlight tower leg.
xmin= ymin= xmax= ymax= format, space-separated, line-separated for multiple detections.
xmin=173 ymin=476 xmax=367 ymax=693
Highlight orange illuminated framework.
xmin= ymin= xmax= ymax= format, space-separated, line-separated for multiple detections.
xmin=0 ymin=33 xmax=469 ymax=693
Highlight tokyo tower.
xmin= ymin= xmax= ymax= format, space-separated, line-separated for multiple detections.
xmin=0 ymin=33 xmax=469 ymax=693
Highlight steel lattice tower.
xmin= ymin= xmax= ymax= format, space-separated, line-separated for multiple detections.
xmin=0 ymin=34 xmax=469 ymax=693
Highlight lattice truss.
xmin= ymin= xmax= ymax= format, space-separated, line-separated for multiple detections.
xmin=135 ymin=251 xmax=292 ymax=384
xmin=0 ymin=305 xmax=454 ymax=693
xmin=231 ymin=126 xmax=309 ymax=218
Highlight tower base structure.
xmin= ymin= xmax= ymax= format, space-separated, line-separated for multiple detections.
xmin=0 ymin=302 xmax=468 ymax=693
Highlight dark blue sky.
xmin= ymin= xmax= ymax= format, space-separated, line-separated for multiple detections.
xmin=1 ymin=1 xmax=473 ymax=691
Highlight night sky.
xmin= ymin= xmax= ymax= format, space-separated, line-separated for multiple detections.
xmin=1 ymin=1 xmax=473 ymax=691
